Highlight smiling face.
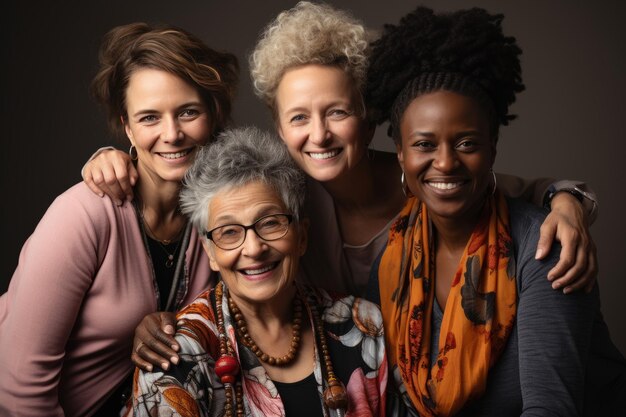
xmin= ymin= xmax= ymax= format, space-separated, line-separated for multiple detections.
xmin=204 ymin=181 xmax=307 ymax=308
xmin=275 ymin=64 xmax=373 ymax=183
xmin=123 ymin=68 xmax=213 ymax=185
xmin=397 ymin=90 xmax=496 ymax=222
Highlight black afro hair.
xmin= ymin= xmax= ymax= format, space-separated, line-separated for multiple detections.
xmin=365 ymin=7 xmax=525 ymax=140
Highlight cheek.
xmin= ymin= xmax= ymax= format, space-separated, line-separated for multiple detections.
xmin=188 ymin=121 xmax=213 ymax=145
xmin=211 ymin=251 xmax=238 ymax=275
xmin=279 ymin=127 xmax=306 ymax=157
xmin=403 ymin=151 xmax=430 ymax=177
xmin=337 ymin=120 xmax=364 ymax=149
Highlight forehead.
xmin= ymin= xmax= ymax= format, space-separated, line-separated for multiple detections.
xmin=208 ymin=181 xmax=287 ymax=224
xmin=276 ymin=64 xmax=357 ymax=106
xmin=125 ymin=68 xmax=201 ymax=110
xmin=401 ymin=90 xmax=491 ymax=131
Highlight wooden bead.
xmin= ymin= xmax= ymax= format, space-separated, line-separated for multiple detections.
xmin=228 ymin=292 xmax=303 ymax=367
xmin=323 ymin=379 xmax=349 ymax=410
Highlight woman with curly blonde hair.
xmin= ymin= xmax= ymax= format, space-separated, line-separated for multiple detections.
xmin=247 ymin=1 xmax=596 ymax=297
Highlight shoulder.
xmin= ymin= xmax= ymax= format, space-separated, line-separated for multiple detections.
xmin=506 ymin=197 xmax=561 ymax=291
xmin=507 ymin=196 xmax=548 ymax=240
xmin=49 ymin=182 xmax=132 ymax=223
xmin=308 ymin=286 xmax=384 ymax=333
xmin=177 ymin=288 xmax=215 ymax=322
xmin=175 ymin=289 xmax=220 ymax=356
xmin=507 ymin=197 xmax=553 ymax=259
xmin=25 ymin=182 xmax=135 ymax=248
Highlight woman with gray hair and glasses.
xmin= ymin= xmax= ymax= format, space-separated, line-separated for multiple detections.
xmin=129 ymin=126 xmax=387 ymax=417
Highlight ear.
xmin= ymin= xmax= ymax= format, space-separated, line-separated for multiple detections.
xmin=396 ymin=142 xmax=405 ymax=172
xmin=490 ymin=140 xmax=497 ymax=167
xmin=296 ymin=217 xmax=309 ymax=257
xmin=122 ymin=116 xmax=134 ymax=143
xmin=201 ymin=239 xmax=220 ymax=272
xmin=276 ymin=122 xmax=285 ymax=142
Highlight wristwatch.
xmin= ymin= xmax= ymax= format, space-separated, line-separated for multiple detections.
xmin=544 ymin=184 xmax=598 ymax=220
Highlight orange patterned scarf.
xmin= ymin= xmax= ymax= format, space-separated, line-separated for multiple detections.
xmin=379 ymin=191 xmax=517 ymax=416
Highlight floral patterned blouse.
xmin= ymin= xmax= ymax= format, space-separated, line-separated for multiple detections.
xmin=128 ymin=285 xmax=388 ymax=417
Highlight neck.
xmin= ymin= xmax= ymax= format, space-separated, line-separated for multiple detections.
xmin=228 ymin=285 xmax=297 ymax=330
xmin=136 ymin=176 xmax=185 ymax=242
xmin=429 ymin=202 xmax=485 ymax=253
xmin=321 ymin=150 xmax=403 ymax=212
xmin=323 ymin=153 xmax=375 ymax=208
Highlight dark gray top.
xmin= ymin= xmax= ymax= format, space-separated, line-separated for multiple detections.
xmin=370 ymin=198 xmax=626 ymax=416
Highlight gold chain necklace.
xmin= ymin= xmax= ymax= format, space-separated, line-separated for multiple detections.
xmin=140 ymin=209 xmax=186 ymax=268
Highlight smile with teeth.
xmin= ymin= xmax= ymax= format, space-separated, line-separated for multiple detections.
xmin=308 ymin=149 xmax=341 ymax=160
xmin=427 ymin=181 xmax=465 ymax=190
xmin=159 ymin=149 xmax=192 ymax=159
xmin=240 ymin=262 xmax=278 ymax=276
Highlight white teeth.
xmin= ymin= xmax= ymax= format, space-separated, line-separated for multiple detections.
xmin=242 ymin=264 xmax=274 ymax=275
xmin=160 ymin=150 xmax=190 ymax=159
xmin=309 ymin=149 xmax=339 ymax=160
xmin=428 ymin=182 xmax=463 ymax=190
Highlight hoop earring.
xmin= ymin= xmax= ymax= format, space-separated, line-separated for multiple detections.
xmin=129 ymin=145 xmax=138 ymax=161
xmin=401 ymin=172 xmax=411 ymax=197
xmin=490 ymin=169 xmax=497 ymax=195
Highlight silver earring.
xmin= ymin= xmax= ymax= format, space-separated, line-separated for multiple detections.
xmin=401 ymin=172 xmax=411 ymax=197
xmin=129 ymin=144 xmax=138 ymax=161
xmin=490 ymin=169 xmax=497 ymax=195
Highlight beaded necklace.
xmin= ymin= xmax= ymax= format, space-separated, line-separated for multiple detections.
xmin=213 ymin=282 xmax=348 ymax=416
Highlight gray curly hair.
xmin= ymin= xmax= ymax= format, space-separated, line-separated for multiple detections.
xmin=179 ymin=127 xmax=306 ymax=234
xmin=249 ymin=1 xmax=369 ymax=115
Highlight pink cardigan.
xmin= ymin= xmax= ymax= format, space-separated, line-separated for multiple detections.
xmin=0 ymin=183 xmax=214 ymax=416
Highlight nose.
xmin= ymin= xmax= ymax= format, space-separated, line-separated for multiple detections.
xmin=309 ymin=116 xmax=332 ymax=146
xmin=161 ymin=116 xmax=183 ymax=143
xmin=240 ymin=228 xmax=267 ymax=257
xmin=433 ymin=145 xmax=459 ymax=173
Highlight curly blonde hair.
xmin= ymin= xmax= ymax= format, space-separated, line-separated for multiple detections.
xmin=249 ymin=1 xmax=369 ymax=114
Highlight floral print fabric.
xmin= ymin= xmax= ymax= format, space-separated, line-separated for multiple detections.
xmin=378 ymin=192 xmax=517 ymax=416
xmin=129 ymin=285 xmax=387 ymax=417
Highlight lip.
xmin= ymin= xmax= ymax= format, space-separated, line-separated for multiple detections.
xmin=237 ymin=261 xmax=280 ymax=282
xmin=423 ymin=177 xmax=469 ymax=195
xmin=305 ymin=148 xmax=343 ymax=161
xmin=156 ymin=147 xmax=195 ymax=162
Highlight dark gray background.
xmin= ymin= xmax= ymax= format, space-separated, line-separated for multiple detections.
xmin=3 ymin=1 xmax=625 ymax=354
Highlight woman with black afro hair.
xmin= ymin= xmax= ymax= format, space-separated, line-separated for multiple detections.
xmin=367 ymin=6 xmax=626 ymax=417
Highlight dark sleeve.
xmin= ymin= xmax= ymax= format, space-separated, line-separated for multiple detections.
xmin=511 ymin=201 xmax=597 ymax=416
xmin=365 ymin=245 xmax=384 ymax=306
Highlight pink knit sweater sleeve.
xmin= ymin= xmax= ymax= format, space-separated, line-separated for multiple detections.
xmin=0 ymin=186 xmax=105 ymax=416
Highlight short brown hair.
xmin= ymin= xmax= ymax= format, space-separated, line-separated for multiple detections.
xmin=91 ymin=22 xmax=239 ymax=140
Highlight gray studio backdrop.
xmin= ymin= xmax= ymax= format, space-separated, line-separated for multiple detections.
xmin=3 ymin=0 xmax=625 ymax=354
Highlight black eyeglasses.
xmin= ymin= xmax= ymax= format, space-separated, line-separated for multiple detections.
xmin=205 ymin=213 xmax=294 ymax=250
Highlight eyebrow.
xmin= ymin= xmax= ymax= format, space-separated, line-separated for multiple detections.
xmin=131 ymin=101 xmax=205 ymax=118
xmin=410 ymin=129 xmax=482 ymax=138
xmin=282 ymin=99 xmax=352 ymax=115
xmin=211 ymin=205 xmax=285 ymax=225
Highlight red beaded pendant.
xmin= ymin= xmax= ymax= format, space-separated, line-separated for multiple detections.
xmin=215 ymin=354 xmax=239 ymax=383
